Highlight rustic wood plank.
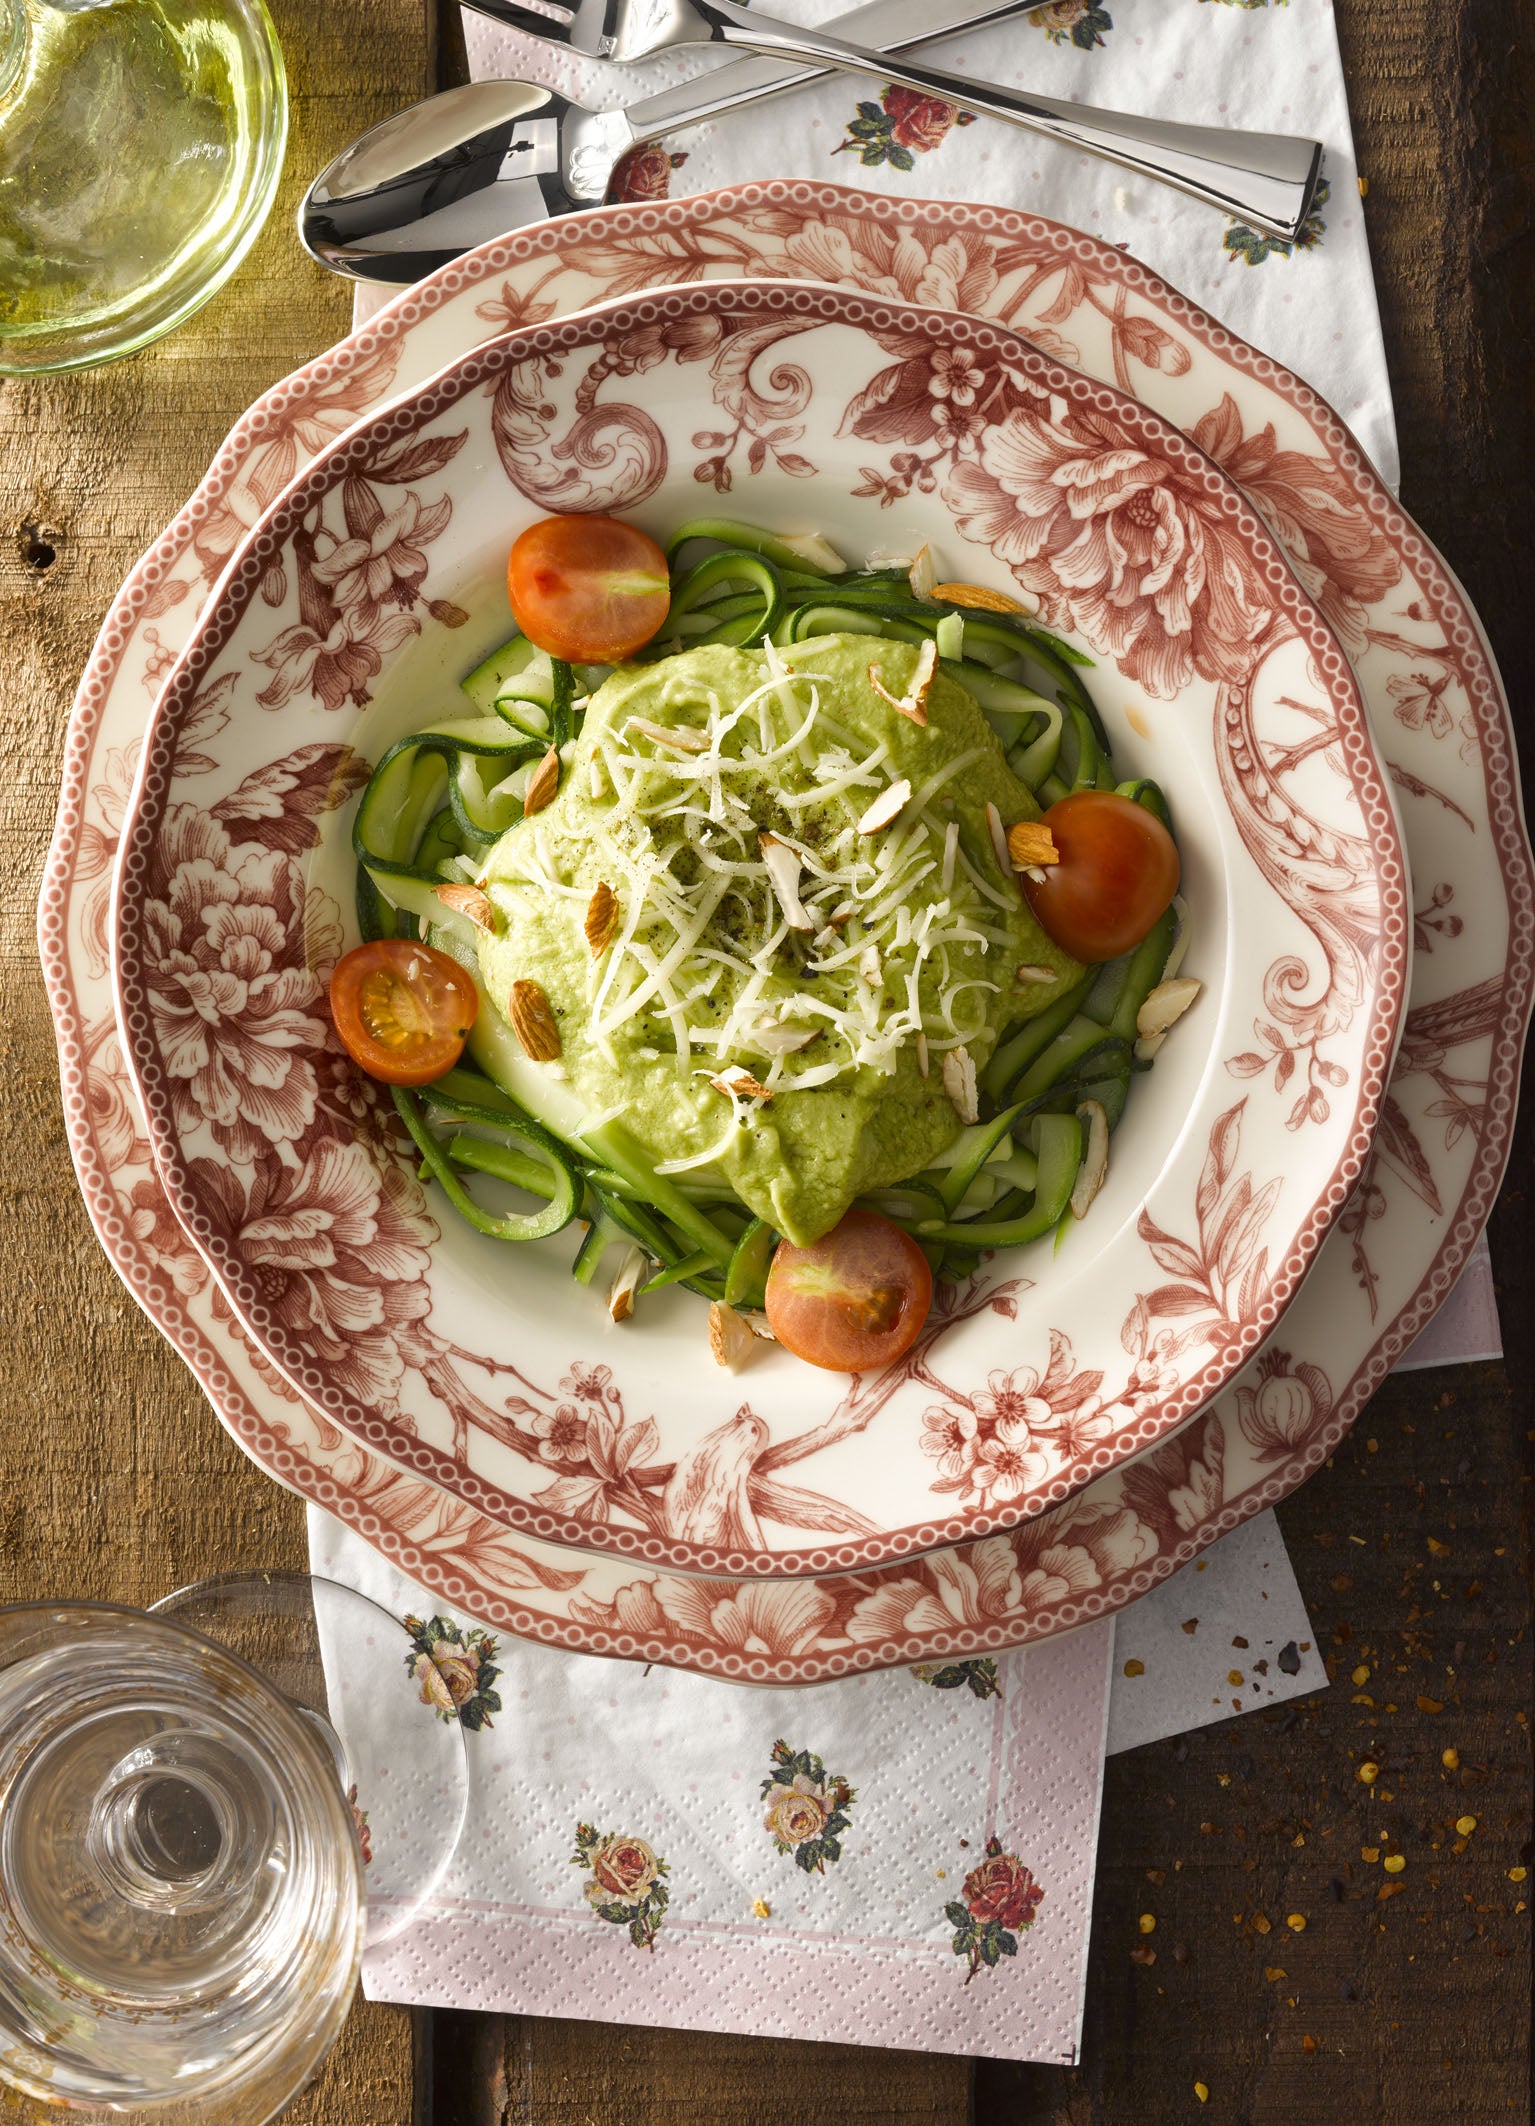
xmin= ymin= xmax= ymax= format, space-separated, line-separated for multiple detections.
xmin=0 ymin=4 xmax=433 ymax=2121
xmin=433 ymin=2008 xmax=972 ymax=2124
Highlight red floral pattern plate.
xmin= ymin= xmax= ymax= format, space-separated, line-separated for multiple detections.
xmin=109 ymin=275 xmax=1405 ymax=1577
xmin=41 ymin=184 xmax=1530 ymax=1679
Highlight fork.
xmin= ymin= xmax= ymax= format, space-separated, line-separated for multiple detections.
xmin=467 ymin=0 xmax=1323 ymax=237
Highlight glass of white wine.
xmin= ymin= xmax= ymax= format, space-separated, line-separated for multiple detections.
xmin=0 ymin=1577 xmax=467 ymax=2120
xmin=0 ymin=0 xmax=288 ymax=375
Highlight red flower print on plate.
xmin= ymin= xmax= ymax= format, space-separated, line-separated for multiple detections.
xmin=947 ymin=402 xmax=1274 ymax=698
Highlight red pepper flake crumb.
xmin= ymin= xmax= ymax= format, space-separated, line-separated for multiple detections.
xmin=1146 ymin=1868 xmax=1166 ymax=1885
xmin=1417 ymin=1695 xmax=1445 ymax=1714
xmin=1302 ymin=2034 xmax=1318 ymax=2055
xmin=1181 ymin=1618 xmax=1199 ymax=1635
xmin=1377 ymin=1882 xmax=1405 ymax=1902
xmin=1130 ymin=1944 xmax=1157 ymax=1967
xmin=1426 ymin=1537 xmax=1451 ymax=1556
xmin=1172 ymin=1943 xmax=1190 ymax=1966
xmin=1264 ymin=1965 xmax=1287 ymax=1981
xmin=1231 ymin=1636 xmax=1249 ymax=1649
xmin=1252 ymin=1912 xmax=1272 ymax=1935
xmin=1228 ymin=1670 xmax=1245 ymax=1687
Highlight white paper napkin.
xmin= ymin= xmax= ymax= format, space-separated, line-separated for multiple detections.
xmin=310 ymin=1511 xmax=1116 ymax=2061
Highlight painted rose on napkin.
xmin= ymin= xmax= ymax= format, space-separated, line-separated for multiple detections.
xmin=402 ymin=1614 xmax=503 ymax=1732
xmin=834 ymin=85 xmax=974 ymax=172
xmin=944 ymin=1837 xmax=1044 ymax=1982
xmin=760 ymin=1741 xmax=856 ymax=1874
xmin=572 ymin=1823 xmax=671 ymax=1949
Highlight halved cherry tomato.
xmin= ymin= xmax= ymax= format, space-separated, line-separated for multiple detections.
xmin=330 ymin=939 xmax=479 ymax=1087
xmin=1023 ymin=790 xmax=1180 ymax=963
xmin=507 ymin=514 xmax=670 ymax=663
xmin=765 ymin=1209 xmax=933 ymax=1374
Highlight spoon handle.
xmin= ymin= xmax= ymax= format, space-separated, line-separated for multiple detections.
xmin=698 ymin=0 xmax=1323 ymax=240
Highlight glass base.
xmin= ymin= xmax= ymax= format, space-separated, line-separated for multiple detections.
xmin=151 ymin=1573 xmax=470 ymax=1951
xmin=0 ymin=1601 xmax=363 ymax=2123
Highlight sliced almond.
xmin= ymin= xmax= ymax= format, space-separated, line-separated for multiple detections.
xmin=1136 ymin=975 xmax=1203 ymax=1040
xmin=523 ymin=746 xmax=560 ymax=816
xmin=710 ymin=1066 xmax=774 ymax=1101
xmin=1015 ymin=963 xmax=1058 ymax=986
xmin=709 ymin=1300 xmax=759 ymax=1373
xmin=1070 ymin=1099 xmax=1109 ymax=1220
xmin=585 ymin=880 xmax=619 ymax=957
xmin=777 ymin=531 xmax=846 ymax=575
xmin=859 ymin=943 xmax=882 ymax=988
xmin=759 ymin=832 xmax=813 ymax=932
xmin=986 ymin=801 xmax=1014 ymax=879
xmin=932 ymin=580 xmax=1030 ymax=614
xmin=942 ymin=1044 xmax=979 ymax=1126
xmin=907 ymin=545 xmax=939 ymax=602
xmin=607 ymin=1246 xmax=645 ymax=1324
xmin=433 ymin=882 xmax=498 ymax=934
xmin=915 ymin=1030 xmax=930 ymax=1079
xmin=753 ymin=1020 xmax=819 ymax=1055
xmin=867 ymin=663 xmax=921 ymax=726
xmin=827 ymin=901 xmax=857 ymax=928
xmin=867 ymin=637 xmax=937 ymax=727
xmin=856 ymin=777 xmax=912 ymax=835
xmin=508 ymin=978 xmax=561 ymax=1061
xmin=1134 ymin=1031 xmax=1168 ymax=1062
xmin=1007 ymin=820 xmax=1059 ymax=869
xmin=626 ymin=716 xmax=710 ymax=753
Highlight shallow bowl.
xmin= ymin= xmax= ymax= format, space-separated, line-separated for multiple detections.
xmin=111 ymin=276 xmax=1407 ymax=1579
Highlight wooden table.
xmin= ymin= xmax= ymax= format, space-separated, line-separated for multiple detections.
xmin=1 ymin=1 xmax=1528 ymax=2117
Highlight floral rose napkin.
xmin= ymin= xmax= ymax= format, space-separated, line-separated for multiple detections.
xmin=311 ymin=1512 xmax=1115 ymax=2062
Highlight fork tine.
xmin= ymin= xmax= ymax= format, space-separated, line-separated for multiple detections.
xmin=464 ymin=0 xmax=579 ymax=45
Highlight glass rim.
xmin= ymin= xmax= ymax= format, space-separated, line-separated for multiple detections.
xmin=0 ymin=0 xmax=290 ymax=377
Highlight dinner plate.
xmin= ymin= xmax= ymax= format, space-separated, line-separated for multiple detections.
xmin=42 ymin=183 xmax=1531 ymax=1680
xmin=109 ymin=275 xmax=1405 ymax=1577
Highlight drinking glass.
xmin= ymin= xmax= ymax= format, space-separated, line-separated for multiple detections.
xmin=0 ymin=1577 xmax=467 ymax=2120
xmin=0 ymin=0 xmax=288 ymax=375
